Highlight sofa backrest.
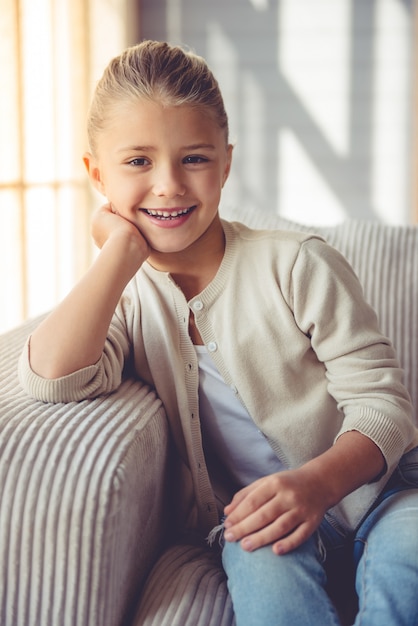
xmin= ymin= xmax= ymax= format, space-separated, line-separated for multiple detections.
xmin=221 ymin=206 xmax=418 ymax=422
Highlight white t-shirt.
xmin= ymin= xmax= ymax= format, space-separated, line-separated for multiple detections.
xmin=196 ymin=345 xmax=283 ymax=490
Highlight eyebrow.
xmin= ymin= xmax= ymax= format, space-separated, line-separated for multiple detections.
xmin=183 ymin=143 xmax=217 ymax=151
xmin=117 ymin=145 xmax=154 ymax=153
xmin=117 ymin=143 xmax=217 ymax=153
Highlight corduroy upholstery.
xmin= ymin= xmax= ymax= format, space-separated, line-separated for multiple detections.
xmin=1 ymin=207 xmax=417 ymax=625
xmin=0 ymin=319 xmax=169 ymax=626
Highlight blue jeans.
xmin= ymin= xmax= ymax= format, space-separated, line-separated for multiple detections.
xmin=221 ymin=446 xmax=418 ymax=625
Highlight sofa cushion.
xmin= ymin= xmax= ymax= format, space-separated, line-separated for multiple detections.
xmin=0 ymin=317 xmax=169 ymax=626
xmin=132 ymin=542 xmax=235 ymax=626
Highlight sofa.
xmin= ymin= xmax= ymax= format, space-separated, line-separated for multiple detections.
xmin=1 ymin=206 xmax=418 ymax=626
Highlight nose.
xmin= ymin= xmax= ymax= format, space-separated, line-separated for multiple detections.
xmin=152 ymin=162 xmax=186 ymax=198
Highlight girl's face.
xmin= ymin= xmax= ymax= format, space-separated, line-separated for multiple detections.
xmin=84 ymin=99 xmax=233 ymax=260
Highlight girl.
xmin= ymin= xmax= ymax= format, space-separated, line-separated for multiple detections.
xmin=19 ymin=40 xmax=418 ymax=625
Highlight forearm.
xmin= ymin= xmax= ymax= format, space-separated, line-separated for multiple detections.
xmin=298 ymin=430 xmax=386 ymax=510
xmin=29 ymin=232 xmax=146 ymax=379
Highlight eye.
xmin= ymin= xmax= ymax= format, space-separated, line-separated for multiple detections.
xmin=127 ymin=157 xmax=150 ymax=167
xmin=183 ymin=155 xmax=209 ymax=165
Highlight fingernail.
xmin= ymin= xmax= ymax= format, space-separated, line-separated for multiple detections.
xmin=241 ymin=538 xmax=253 ymax=551
xmin=224 ymin=530 xmax=234 ymax=542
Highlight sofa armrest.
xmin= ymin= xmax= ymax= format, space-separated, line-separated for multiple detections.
xmin=0 ymin=317 xmax=170 ymax=626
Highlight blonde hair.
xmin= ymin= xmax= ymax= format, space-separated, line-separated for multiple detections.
xmin=87 ymin=40 xmax=229 ymax=154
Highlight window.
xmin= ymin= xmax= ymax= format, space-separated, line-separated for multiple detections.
xmin=0 ymin=0 xmax=128 ymax=333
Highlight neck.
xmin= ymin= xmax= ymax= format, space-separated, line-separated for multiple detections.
xmin=148 ymin=218 xmax=225 ymax=299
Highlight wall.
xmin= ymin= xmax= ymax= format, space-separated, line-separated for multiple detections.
xmin=137 ymin=0 xmax=415 ymax=225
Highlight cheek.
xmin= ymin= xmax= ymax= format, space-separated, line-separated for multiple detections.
xmin=200 ymin=173 xmax=224 ymax=201
xmin=106 ymin=178 xmax=145 ymax=209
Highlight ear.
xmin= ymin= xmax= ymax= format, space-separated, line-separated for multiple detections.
xmin=222 ymin=144 xmax=234 ymax=187
xmin=83 ymin=152 xmax=106 ymax=196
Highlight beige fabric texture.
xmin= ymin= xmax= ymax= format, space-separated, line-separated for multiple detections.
xmin=0 ymin=317 xmax=168 ymax=626
xmin=1 ymin=208 xmax=418 ymax=625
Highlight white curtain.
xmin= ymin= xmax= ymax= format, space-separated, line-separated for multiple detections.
xmin=0 ymin=0 xmax=128 ymax=333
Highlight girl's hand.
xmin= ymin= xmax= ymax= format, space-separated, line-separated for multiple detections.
xmin=223 ymin=432 xmax=385 ymax=556
xmin=223 ymin=467 xmax=329 ymax=555
xmin=92 ymin=204 xmax=150 ymax=260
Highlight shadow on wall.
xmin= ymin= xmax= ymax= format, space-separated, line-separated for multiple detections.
xmin=138 ymin=0 xmax=414 ymax=226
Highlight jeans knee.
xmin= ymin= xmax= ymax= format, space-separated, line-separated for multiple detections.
xmin=222 ymin=536 xmax=339 ymax=626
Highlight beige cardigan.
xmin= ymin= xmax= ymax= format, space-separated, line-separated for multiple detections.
xmin=19 ymin=220 xmax=418 ymax=535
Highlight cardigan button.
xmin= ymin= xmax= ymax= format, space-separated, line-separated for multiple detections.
xmin=193 ymin=300 xmax=203 ymax=311
xmin=207 ymin=341 xmax=217 ymax=352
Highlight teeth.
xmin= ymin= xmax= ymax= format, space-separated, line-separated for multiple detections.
xmin=146 ymin=207 xmax=193 ymax=218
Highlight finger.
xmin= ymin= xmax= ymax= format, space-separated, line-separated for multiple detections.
xmin=224 ymin=496 xmax=287 ymax=543
xmin=228 ymin=476 xmax=277 ymax=512
xmin=224 ymin=485 xmax=253 ymax=515
xmin=225 ymin=481 xmax=277 ymax=525
xmin=272 ymin=521 xmax=316 ymax=556
xmin=230 ymin=508 xmax=300 ymax=550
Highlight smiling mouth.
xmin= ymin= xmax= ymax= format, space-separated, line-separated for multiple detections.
xmin=142 ymin=206 xmax=196 ymax=220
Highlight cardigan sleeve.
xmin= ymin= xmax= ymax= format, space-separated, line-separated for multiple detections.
xmin=18 ymin=305 xmax=132 ymax=403
xmin=290 ymin=237 xmax=415 ymax=469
